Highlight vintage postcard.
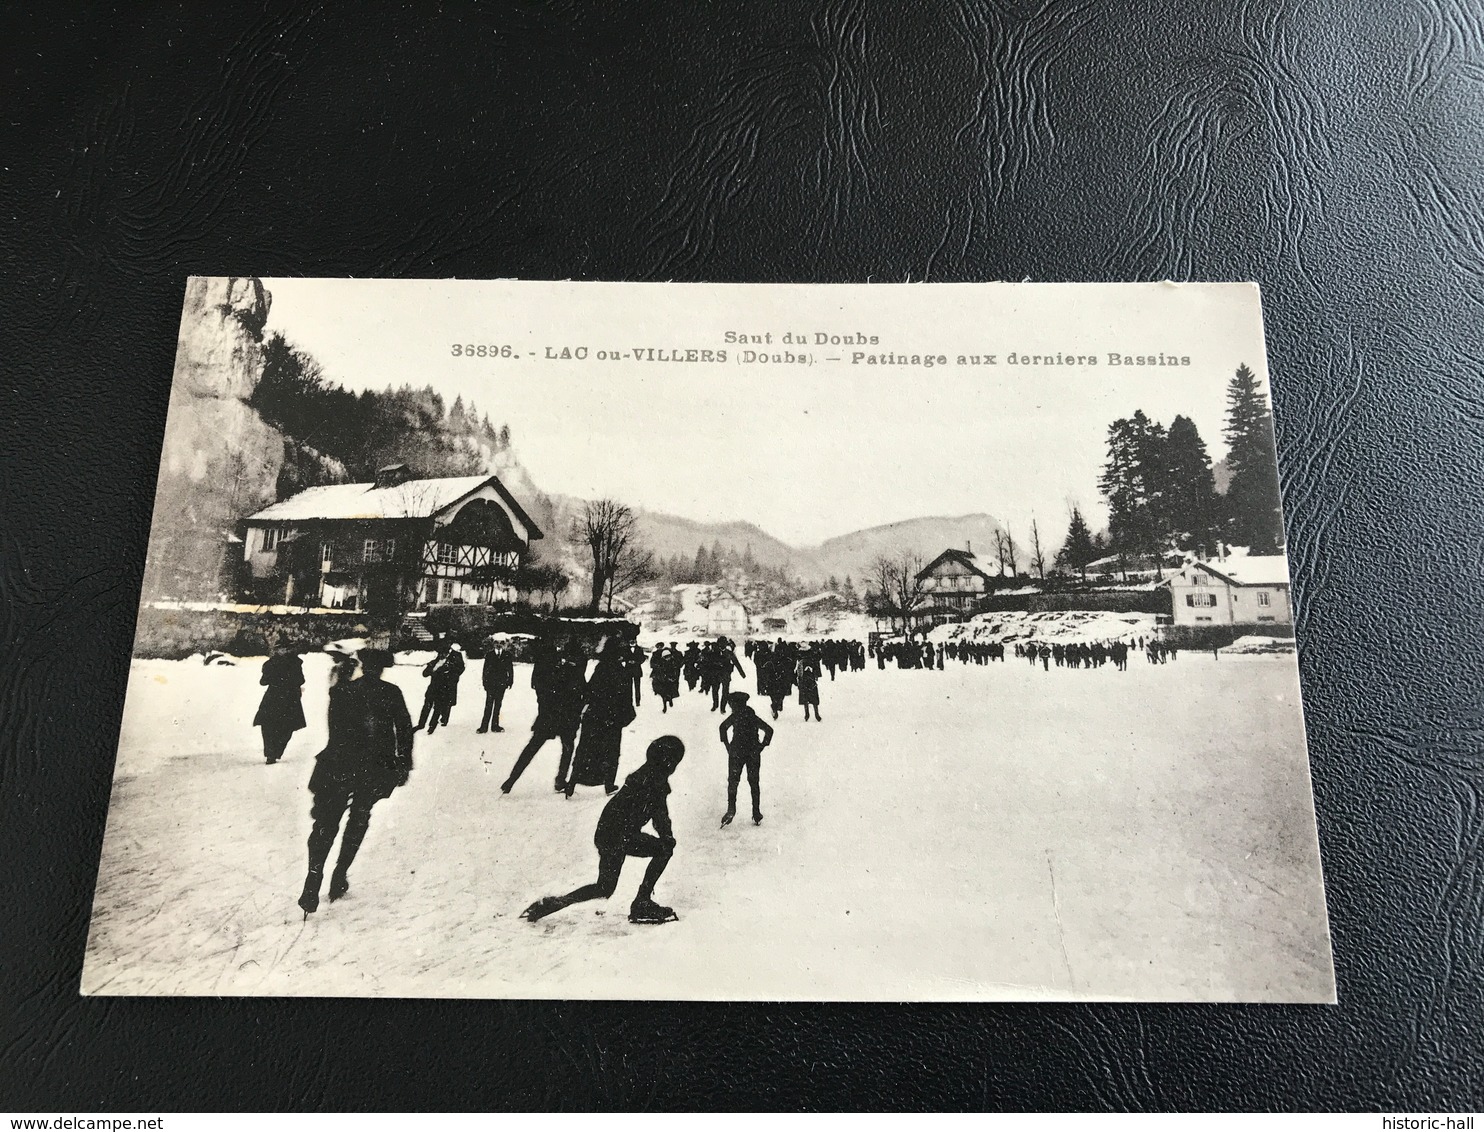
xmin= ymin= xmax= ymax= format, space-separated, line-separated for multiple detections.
xmin=82 ymin=278 xmax=1334 ymax=1000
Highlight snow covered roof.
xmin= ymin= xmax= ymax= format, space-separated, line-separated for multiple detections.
xmin=245 ymin=473 xmax=540 ymax=535
xmin=1198 ymin=556 xmax=1290 ymax=586
xmin=918 ymin=548 xmax=995 ymax=581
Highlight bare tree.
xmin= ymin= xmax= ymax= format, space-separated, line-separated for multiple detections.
xmin=605 ymin=544 xmax=657 ymax=612
xmin=1029 ymin=517 xmax=1047 ymax=580
xmin=994 ymin=528 xmax=1020 ymax=578
xmin=867 ymin=550 xmax=928 ymax=635
xmin=573 ymin=499 xmax=655 ymax=613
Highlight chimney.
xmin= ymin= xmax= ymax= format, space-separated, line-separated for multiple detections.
xmin=966 ymin=540 xmax=972 ymax=555
xmin=375 ymin=462 xmax=412 ymax=489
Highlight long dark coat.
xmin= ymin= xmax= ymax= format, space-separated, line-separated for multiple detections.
xmin=570 ymin=655 xmax=636 ymax=787
xmin=253 ymin=653 xmax=306 ymax=732
xmin=309 ymin=675 xmax=414 ymax=799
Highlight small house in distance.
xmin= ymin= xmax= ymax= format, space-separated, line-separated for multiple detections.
xmin=1167 ymin=555 xmax=1292 ymax=627
xmin=241 ymin=463 xmax=542 ymax=616
xmin=670 ymin=583 xmax=750 ymax=636
xmin=916 ymin=547 xmax=996 ymax=624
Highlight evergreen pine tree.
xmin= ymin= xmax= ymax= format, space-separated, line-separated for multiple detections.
xmin=1222 ymin=364 xmax=1284 ymax=552
xmin=1163 ymin=415 xmax=1220 ymax=556
xmin=1055 ymin=505 xmax=1099 ymax=579
xmin=1099 ymin=411 xmax=1168 ymax=572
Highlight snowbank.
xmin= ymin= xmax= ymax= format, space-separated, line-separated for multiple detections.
xmin=1224 ymin=635 xmax=1297 ymax=656
xmin=930 ymin=609 xmax=1160 ymax=646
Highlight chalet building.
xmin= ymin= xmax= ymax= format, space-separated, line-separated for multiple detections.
xmin=1166 ymin=555 xmax=1292 ymax=627
xmin=241 ymin=464 xmax=542 ymax=616
xmin=916 ymin=548 xmax=996 ymax=624
xmin=671 ymin=583 xmax=750 ymax=636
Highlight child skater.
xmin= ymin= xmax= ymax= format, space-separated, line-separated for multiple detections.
xmin=520 ymin=736 xmax=686 ymax=925
xmin=719 ymin=691 xmax=773 ymax=827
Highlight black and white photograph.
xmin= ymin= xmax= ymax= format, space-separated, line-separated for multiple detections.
xmin=80 ymin=277 xmax=1334 ymax=1001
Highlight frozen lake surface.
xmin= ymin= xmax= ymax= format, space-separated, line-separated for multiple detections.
xmin=82 ymin=649 xmax=1334 ymax=1000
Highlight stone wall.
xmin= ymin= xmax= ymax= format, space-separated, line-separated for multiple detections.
xmin=132 ymin=605 xmax=388 ymax=659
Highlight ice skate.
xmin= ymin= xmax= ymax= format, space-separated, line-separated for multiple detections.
xmin=327 ymin=870 xmax=350 ymax=903
xmin=298 ymin=871 xmax=322 ymax=918
xmin=752 ymin=812 xmax=764 ymax=825
xmin=720 ymin=809 xmax=736 ymax=827
xmin=628 ymin=898 xmax=677 ymax=924
xmin=521 ymin=895 xmax=566 ymax=922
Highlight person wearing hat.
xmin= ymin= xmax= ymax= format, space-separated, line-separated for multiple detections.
xmin=795 ymin=644 xmax=822 ymax=722
xmin=297 ymin=647 xmax=414 ymax=917
xmin=415 ymin=637 xmax=465 ymax=734
xmin=719 ymin=691 xmax=773 ymax=827
xmin=477 ymin=638 xmax=515 ymax=734
xmin=502 ymin=637 xmax=586 ymax=794
xmin=568 ymin=636 xmax=637 ymax=796
xmin=253 ymin=646 xmax=305 ymax=764
xmin=521 ymin=736 xmax=686 ymax=925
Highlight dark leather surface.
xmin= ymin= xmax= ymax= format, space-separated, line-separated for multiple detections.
xmin=3 ymin=0 xmax=1481 ymax=1111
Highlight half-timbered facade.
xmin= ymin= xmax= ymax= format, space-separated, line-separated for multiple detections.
xmin=241 ymin=464 xmax=542 ymax=615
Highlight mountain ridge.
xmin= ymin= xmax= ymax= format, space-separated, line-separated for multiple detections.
xmin=633 ymin=506 xmax=1008 ymax=584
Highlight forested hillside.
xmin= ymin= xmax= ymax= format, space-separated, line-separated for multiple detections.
xmin=250 ymin=333 xmax=519 ymax=499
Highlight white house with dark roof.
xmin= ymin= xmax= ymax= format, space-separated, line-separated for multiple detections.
xmin=1167 ymin=554 xmax=1292 ymax=627
xmin=241 ymin=463 xmax=542 ymax=614
xmin=916 ymin=548 xmax=996 ymax=623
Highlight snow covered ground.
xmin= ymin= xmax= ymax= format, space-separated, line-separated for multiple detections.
xmin=81 ymin=648 xmax=1333 ymax=1000
xmin=931 ymin=609 xmax=1161 ymax=646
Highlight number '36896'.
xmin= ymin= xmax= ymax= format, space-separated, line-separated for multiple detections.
xmin=450 ymin=344 xmax=514 ymax=358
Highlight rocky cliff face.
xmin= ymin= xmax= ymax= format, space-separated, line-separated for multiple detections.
xmin=141 ymin=277 xmax=343 ymax=603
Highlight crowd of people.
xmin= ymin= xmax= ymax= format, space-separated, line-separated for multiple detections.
xmin=254 ymin=630 xmax=849 ymax=927
xmin=249 ymin=620 xmax=1185 ymax=927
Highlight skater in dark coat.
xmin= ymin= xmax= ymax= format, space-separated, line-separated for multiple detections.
xmin=568 ymin=637 xmax=637 ymax=795
xmin=502 ymin=640 xmax=586 ymax=793
xmin=254 ymin=648 xmax=305 ymax=764
xmin=415 ymin=639 xmax=465 ymax=733
xmin=297 ymin=648 xmax=414 ymax=915
xmin=477 ymin=640 xmax=515 ymax=733
xmin=707 ymin=638 xmax=747 ymax=711
xmin=719 ymin=692 xmax=773 ymax=826
xmin=682 ymin=643 xmax=702 ymax=690
xmin=764 ymin=645 xmax=793 ymax=719
xmin=796 ymin=649 xmax=822 ymax=721
xmin=521 ymin=736 xmax=686 ymax=925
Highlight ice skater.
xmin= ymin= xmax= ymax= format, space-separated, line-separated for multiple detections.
xmin=502 ymin=639 xmax=586 ymax=794
xmin=719 ymin=692 xmax=773 ymax=827
xmin=415 ymin=638 xmax=465 ymax=733
xmin=521 ymin=736 xmax=686 ymax=925
xmin=796 ymin=647 xmax=822 ymax=722
xmin=568 ymin=636 xmax=637 ymax=796
xmin=297 ymin=648 xmax=414 ymax=917
xmin=477 ymin=639 xmax=514 ymax=733
xmin=254 ymin=646 xmax=305 ymax=764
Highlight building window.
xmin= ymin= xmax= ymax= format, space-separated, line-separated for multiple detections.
xmin=261 ymin=527 xmax=283 ymax=551
xmin=437 ymin=542 xmax=459 ymax=565
xmin=1187 ymin=592 xmax=1217 ymax=608
xmin=1257 ymin=591 xmax=1271 ymax=607
xmin=363 ymin=538 xmax=396 ymax=563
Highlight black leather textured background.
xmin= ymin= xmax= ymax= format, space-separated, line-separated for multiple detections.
xmin=3 ymin=0 xmax=1481 ymax=1111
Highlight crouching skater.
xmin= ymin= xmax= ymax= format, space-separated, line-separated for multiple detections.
xmin=521 ymin=736 xmax=686 ymax=925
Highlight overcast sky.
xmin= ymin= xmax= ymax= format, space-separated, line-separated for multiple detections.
xmin=260 ymin=278 xmax=1272 ymax=548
